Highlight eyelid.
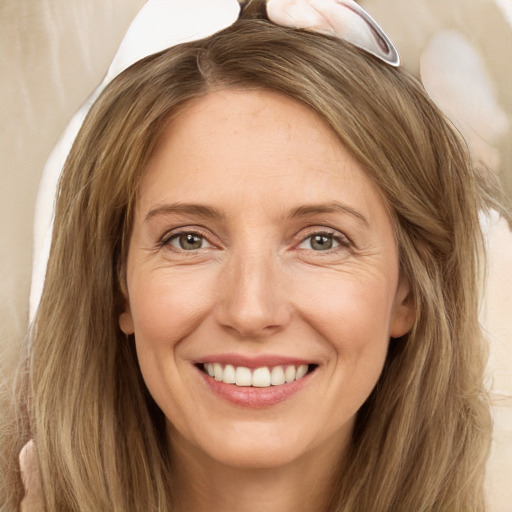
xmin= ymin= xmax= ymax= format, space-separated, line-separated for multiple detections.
xmin=159 ymin=226 xmax=217 ymax=250
xmin=295 ymin=226 xmax=352 ymax=251
xmin=156 ymin=225 xmax=352 ymax=252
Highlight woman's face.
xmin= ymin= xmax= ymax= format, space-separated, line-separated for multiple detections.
xmin=120 ymin=89 xmax=414 ymax=470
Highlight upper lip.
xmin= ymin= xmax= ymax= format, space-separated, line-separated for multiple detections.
xmin=195 ymin=354 xmax=315 ymax=369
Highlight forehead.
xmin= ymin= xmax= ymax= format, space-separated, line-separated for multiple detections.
xmin=137 ymin=88 xmax=389 ymax=226
xmin=150 ymin=87 xmax=342 ymax=167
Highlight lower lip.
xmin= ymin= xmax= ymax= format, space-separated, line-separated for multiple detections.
xmin=197 ymin=367 xmax=313 ymax=408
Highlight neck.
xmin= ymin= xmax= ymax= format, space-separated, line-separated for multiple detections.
xmin=168 ymin=429 xmax=347 ymax=512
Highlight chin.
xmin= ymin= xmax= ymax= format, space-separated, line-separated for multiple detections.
xmin=169 ymin=417 xmax=319 ymax=470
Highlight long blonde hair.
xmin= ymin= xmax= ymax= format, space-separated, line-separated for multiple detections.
xmin=2 ymin=6 xmax=494 ymax=511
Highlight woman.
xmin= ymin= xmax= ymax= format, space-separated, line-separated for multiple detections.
xmin=1 ymin=1 xmax=496 ymax=510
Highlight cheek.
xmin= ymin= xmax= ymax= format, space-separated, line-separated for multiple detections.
xmin=326 ymin=283 xmax=393 ymax=403
xmin=297 ymin=271 xmax=396 ymax=344
xmin=294 ymin=271 xmax=395 ymax=394
xmin=127 ymin=270 xmax=217 ymax=418
xmin=126 ymin=268 xmax=218 ymax=367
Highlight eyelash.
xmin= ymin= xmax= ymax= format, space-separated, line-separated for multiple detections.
xmin=296 ymin=229 xmax=351 ymax=253
xmin=158 ymin=227 xmax=352 ymax=253
xmin=159 ymin=228 xmax=213 ymax=251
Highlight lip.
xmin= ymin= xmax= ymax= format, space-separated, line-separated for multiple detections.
xmin=194 ymin=355 xmax=317 ymax=409
xmin=196 ymin=353 xmax=314 ymax=369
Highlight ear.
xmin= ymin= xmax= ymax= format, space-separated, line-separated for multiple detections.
xmin=119 ymin=302 xmax=135 ymax=335
xmin=390 ymin=275 xmax=415 ymax=338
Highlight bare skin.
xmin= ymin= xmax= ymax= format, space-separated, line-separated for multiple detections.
xmin=168 ymin=423 xmax=344 ymax=512
xmin=120 ymin=89 xmax=414 ymax=511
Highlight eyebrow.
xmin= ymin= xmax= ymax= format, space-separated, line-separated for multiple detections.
xmin=287 ymin=201 xmax=370 ymax=227
xmin=145 ymin=203 xmax=225 ymax=222
xmin=145 ymin=200 xmax=369 ymax=227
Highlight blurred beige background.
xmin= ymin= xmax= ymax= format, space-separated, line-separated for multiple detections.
xmin=1 ymin=0 xmax=511 ymax=510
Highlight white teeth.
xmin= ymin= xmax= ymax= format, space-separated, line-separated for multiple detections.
xmin=270 ymin=366 xmax=285 ymax=386
xmin=202 ymin=363 xmax=312 ymax=387
xmin=252 ymin=367 xmax=271 ymax=387
xmin=235 ymin=366 xmax=252 ymax=386
xmin=223 ymin=364 xmax=236 ymax=384
xmin=214 ymin=363 xmax=223 ymax=381
xmin=284 ymin=366 xmax=296 ymax=383
xmin=296 ymin=364 xmax=308 ymax=379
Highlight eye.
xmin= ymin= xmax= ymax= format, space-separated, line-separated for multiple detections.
xmin=166 ymin=232 xmax=212 ymax=251
xmin=298 ymin=232 xmax=345 ymax=251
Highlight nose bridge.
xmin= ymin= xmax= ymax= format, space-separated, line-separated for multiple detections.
xmin=215 ymin=242 xmax=290 ymax=337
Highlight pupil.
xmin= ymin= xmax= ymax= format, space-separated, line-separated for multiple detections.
xmin=311 ymin=235 xmax=332 ymax=251
xmin=180 ymin=233 xmax=202 ymax=250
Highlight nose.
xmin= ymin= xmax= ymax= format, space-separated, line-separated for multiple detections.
xmin=214 ymin=248 xmax=291 ymax=338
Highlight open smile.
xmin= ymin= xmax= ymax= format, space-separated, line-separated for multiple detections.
xmin=195 ymin=359 xmax=318 ymax=408
xmin=198 ymin=362 xmax=317 ymax=387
